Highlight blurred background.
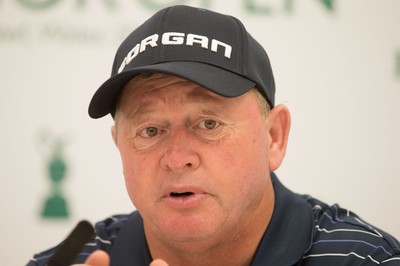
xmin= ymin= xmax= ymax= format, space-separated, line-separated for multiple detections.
xmin=1 ymin=0 xmax=399 ymax=265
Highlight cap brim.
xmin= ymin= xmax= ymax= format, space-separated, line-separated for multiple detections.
xmin=88 ymin=61 xmax=256 ymax=118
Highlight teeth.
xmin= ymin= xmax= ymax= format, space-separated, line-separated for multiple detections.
xmin=170 ymin=192 xmax=194 ymax=197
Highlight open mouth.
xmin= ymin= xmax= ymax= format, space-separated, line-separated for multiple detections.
xmin=164 ymin=189 xmax=207 ymax=206
xmin=170 ymin=192 xmax=194 ymax=197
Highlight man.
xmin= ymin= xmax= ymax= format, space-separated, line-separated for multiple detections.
xmin=27 ymin=5 xmax=400 ymax=266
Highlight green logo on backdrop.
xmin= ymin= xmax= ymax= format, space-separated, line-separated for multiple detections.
xmin=7 ymin=0 xmax=334 ymax=12
xmin=16 ymin=0 xmax=59 ymax=9
xmin=40 ymin=132 xmax=70 ymax=219
xmin=16 ymin=0 xmax=117 ymax=10
xmin=246 ymin=0 xmax=334 ymax=14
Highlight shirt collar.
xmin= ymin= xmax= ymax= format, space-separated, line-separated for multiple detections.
xmin=251 ymin=173 xmax=314 ymax=265
xmin=110 ymin=211 xmax=152 ymax=265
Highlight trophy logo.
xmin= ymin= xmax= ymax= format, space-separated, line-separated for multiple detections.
xmin=40 ymin=132 xmax=70 ymax=219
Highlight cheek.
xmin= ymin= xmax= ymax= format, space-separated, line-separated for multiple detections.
xmin=242 ymin=130 xmax=269 ymax=178
xmin=119 ymin=149 xmax=157 ymax=208
xmin=120 ymin=155 xmax=140 ymax=202
xmin=211 ymin=129 xmax=270 ymax=191
xmin=222 ymin=126 xmax=269 ymax=171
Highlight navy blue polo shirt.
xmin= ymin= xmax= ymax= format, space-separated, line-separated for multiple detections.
xmin=27 ymin=174 xmax=400 ymax=265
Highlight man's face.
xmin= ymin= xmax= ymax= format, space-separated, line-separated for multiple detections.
xmin=114 ymin=75 xmax=275 ymax=247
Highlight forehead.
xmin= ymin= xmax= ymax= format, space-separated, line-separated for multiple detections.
xmin=119 ymin=75 xmax=227 ymax=106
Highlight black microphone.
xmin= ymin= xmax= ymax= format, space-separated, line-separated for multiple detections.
xmin=46 ymin=220 xmax=95 ymax=266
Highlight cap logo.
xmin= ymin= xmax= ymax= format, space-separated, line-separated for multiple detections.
xmin=118 ymin=32 xmax=233 ymax=73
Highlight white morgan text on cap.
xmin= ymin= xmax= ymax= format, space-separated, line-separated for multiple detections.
xmin=118 ymin=32 xmax=233 ymax=73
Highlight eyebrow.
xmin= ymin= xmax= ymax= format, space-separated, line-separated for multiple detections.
xmin=126 ymin=101 xmax=226 ymax=125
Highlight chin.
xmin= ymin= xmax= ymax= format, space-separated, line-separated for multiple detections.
xmin=158 ymin=214 xmax=223 ymax=243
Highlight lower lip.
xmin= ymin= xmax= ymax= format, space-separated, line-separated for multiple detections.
xmin=163 ymin=193 xmax=209 ymax=209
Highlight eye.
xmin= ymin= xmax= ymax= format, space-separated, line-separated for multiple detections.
xmin=199 ymin=120 xmax=219 ymax=130
xmin=140 ymin=127 xmax=159 ymax=137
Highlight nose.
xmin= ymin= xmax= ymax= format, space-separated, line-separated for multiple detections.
xmin=161 ymin=127 xmax=200 ymax=173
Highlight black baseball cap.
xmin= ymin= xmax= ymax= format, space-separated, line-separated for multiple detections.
xmin=88 ymin=5 xmax=275 ymax=119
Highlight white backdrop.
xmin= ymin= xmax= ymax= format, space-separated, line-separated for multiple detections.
xmin=1 ymin=1 xmax=399 ymax=265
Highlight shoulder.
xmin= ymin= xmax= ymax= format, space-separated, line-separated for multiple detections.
xmin=26 ymin=213 xmax=133 ymax=266
xmin=302 ymin=198 xmax=400 ymax=265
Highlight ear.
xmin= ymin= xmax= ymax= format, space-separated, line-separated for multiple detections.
xmin=267 ymin=104 xmax=291 ymax=171
xmin=111 ymin=125 xmax=118 ymax=147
